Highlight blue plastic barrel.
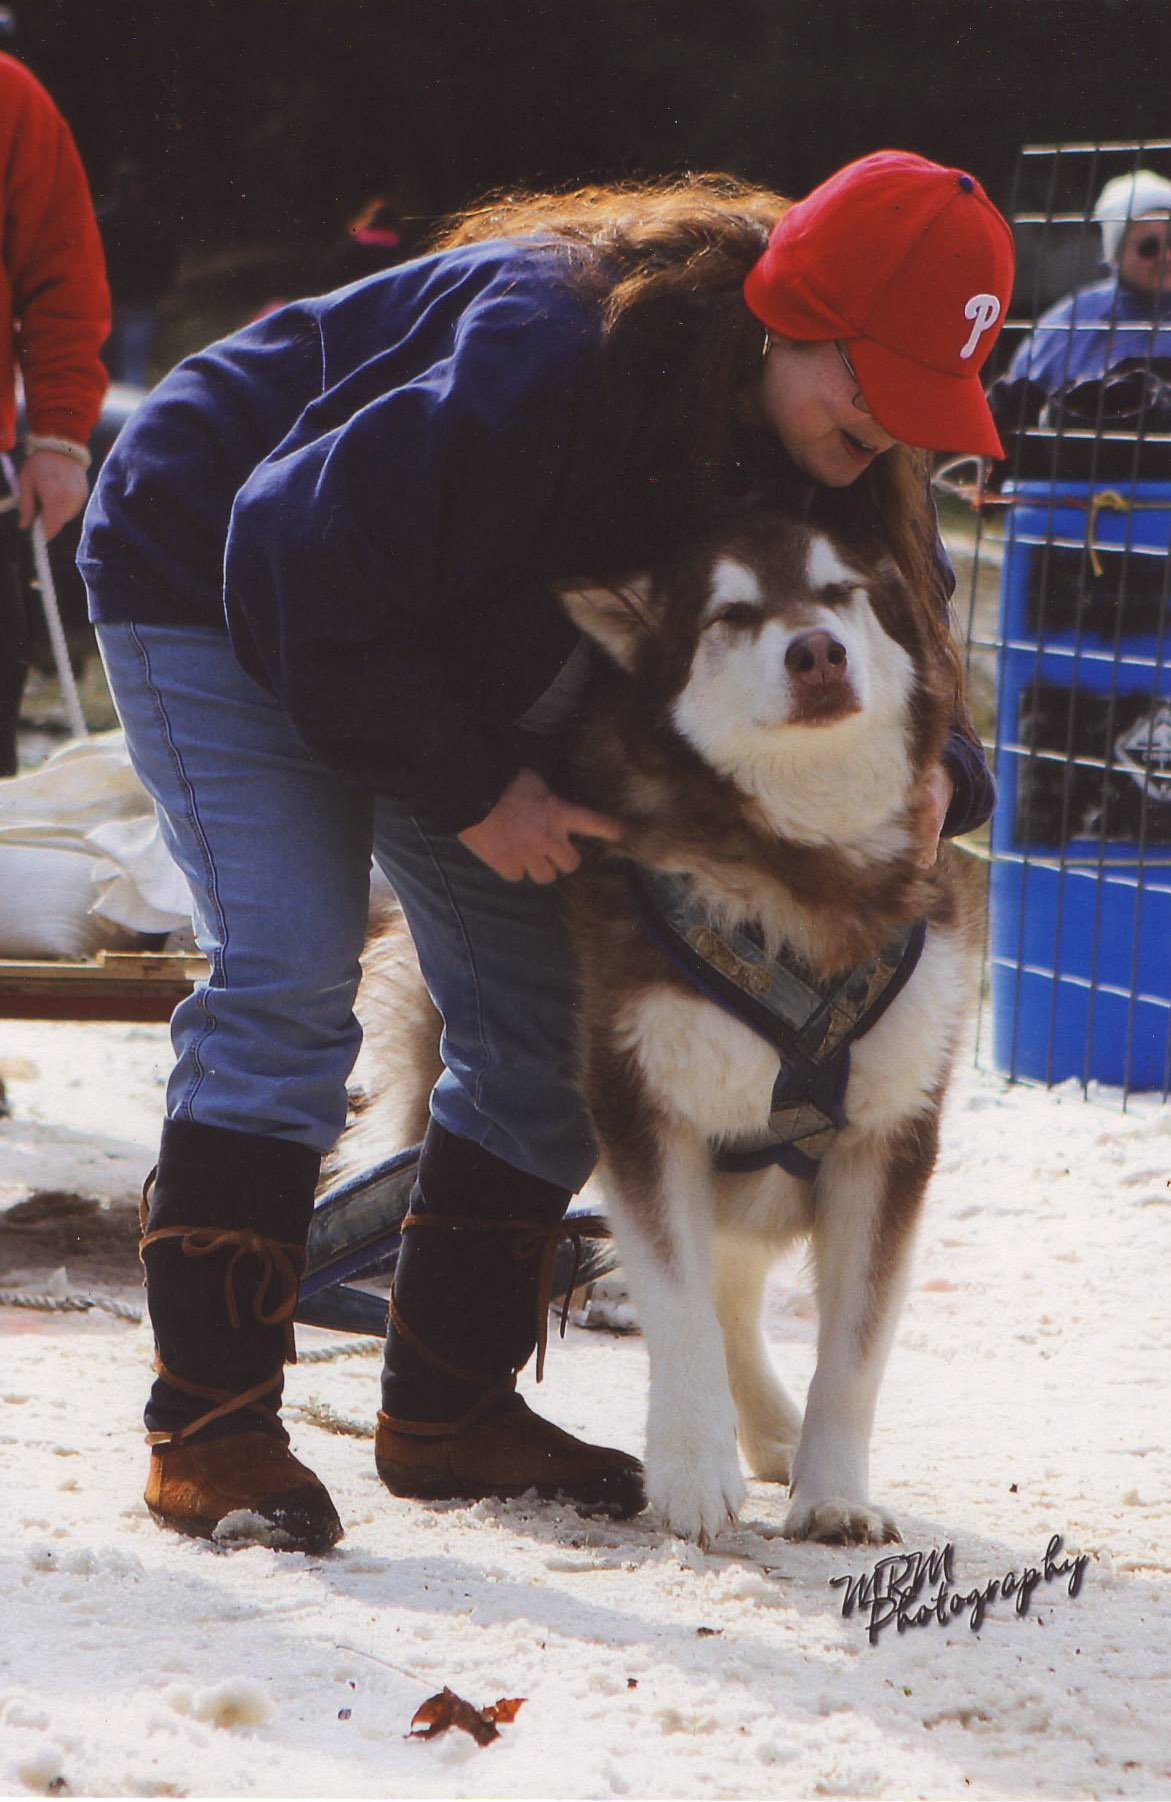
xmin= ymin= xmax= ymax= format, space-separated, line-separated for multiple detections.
xmin=988 ymin=481 xmax=1171 ymax=1087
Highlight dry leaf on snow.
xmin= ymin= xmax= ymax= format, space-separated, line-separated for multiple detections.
xmin=408 ymin=1687 xmax=527 ymax=1747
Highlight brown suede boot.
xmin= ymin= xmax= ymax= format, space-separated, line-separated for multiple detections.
xmin=376 ymin=1122 xmax=645 ymax=1520
xmin=146 ymin=1429 xmax=341 ymax=1550
xmin=376 ymin=1391 xmax=645 ymax=1517
xmin=140 ymin=1120 xmax=343 ymax=1554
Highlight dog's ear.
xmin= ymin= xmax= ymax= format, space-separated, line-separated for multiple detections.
xmin=558 ymin=575 xmax=657 ymax=670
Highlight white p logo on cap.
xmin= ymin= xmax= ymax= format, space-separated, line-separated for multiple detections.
xmin=960 ymin=293 xmax=1001 ymax=360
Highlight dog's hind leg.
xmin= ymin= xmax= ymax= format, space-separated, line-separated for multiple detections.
xmin=712 ymin=1232 xmax=803 ymax=1485
xmin=784 ymin=1109 xmax=939 ymax=1546
xmin=603 ymin=1128 xmax=747 ymax=1545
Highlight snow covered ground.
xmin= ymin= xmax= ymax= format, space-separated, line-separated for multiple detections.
xmin=1 ymin=1017 xmax=1169 ymax=1800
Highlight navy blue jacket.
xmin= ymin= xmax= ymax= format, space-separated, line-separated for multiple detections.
xmin=80 ymin=236 xmax=993 ymax=836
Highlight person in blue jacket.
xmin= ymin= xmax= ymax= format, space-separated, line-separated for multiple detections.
xmin=79 ymin=153 xmax=1013 ymax=1554
xmin=1008 ymin=168 xmax=1171 ymax=391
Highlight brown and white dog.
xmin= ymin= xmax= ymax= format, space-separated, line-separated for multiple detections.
xmin=353 ymin=506 xmax=982 ymax=1547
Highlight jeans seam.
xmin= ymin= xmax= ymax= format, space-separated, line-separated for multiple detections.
xmin=408 ymin=821 xmax=491 ymax=1113
xmin=126 ymin=621 xmax=228 ymax=1117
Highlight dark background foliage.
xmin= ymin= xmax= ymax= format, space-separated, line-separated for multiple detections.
xmin=12 ymin=0 xmax=1169 ymax=351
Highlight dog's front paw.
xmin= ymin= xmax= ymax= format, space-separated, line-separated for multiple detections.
xmin=782 ymin=1496 xmax=900 ymax=1546
xmin=647 ymin=1445 xmax=747 ymax=1546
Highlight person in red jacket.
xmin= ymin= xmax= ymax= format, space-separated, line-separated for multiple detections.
xmin=0 ymin=50 xmax=110 ymax=774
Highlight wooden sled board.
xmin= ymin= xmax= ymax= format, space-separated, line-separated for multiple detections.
xmin=0 ymin=950 xmax=209 ymax=1022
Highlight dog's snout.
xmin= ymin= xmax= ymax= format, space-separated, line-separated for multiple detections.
xmin=784 ymin=630 xmax=848 ymax=685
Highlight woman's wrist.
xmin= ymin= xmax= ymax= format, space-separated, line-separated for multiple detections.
xmin=24 ymin=434 xmax=93 ymax=471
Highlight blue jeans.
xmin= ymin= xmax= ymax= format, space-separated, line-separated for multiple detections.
xmin=94 ymin=621 xmax=597 ymax=1190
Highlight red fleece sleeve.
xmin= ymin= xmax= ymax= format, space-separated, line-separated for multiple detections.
xmin=1 ymin=54 xmax=110 ymax=443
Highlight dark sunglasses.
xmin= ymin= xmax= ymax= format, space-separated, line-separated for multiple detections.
xmin=1133 ymin=233 xmax=1170 ymax=260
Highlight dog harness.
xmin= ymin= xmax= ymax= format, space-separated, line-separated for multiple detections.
xmin=626 ymin=864 xmax=927 ymax=1180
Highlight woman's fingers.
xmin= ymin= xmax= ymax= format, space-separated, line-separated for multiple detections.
xmin=458 ymin=770 xmax=624 ymax=882
xmin=555 ymin=802 xmax=625 ymax=845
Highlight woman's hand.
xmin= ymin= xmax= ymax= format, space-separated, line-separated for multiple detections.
xmin=458 ymin=767 xmax=624 ymax=883
xmin=915 ymin=764 xmax=954 ymax=868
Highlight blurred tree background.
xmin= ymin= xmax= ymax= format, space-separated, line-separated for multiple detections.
xmin=13 ymin=0 xmax=1170 ymax=367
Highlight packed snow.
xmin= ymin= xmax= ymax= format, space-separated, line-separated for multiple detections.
xmin=1 ymin=1015 xmax=1169 ymax=1800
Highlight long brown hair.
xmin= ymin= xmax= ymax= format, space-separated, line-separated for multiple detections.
xmin=432 ymin=176 xmax=967 ymax=716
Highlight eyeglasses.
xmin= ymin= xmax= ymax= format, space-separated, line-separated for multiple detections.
xmin=1133 ymin=233 xmax=1170 ymax=261
xmin=761 ymin=333 xmax=875 ymax=415
xmin=834 ymin=340 xmax=872 ymax=415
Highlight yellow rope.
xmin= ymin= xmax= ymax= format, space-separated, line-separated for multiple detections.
xmin=987 ymin=486 xmax=1171 ymax=580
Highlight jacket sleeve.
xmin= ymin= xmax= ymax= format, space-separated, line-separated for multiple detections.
xmin=223 ymin=286 xmax=596 ymax=832
xmin=940 ymin=724 xmax=996 ymax=837
xmin=4 ymin=59 xmax=110 ymax=442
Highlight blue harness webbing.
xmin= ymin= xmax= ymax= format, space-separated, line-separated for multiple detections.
xmin=626 ymin=864 xmax=928 ymax=1180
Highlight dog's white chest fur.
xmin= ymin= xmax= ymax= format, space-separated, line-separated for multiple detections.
xmin=615 ymin=983 xmax=781 ymax=1142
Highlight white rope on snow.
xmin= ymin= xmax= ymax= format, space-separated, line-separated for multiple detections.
xmin=0 ymin=1289 xmax=142 ymax=1321
xmin=298 ymin=1337 xmax=383 ymax=1361
xmin=0 ymin=1287 xmax=383 ymax=1359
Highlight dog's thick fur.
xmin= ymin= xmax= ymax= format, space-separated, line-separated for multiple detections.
xmin=349 ymin=506 xmax=982 ymax=1547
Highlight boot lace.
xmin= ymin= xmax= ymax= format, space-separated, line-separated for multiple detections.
xmin=139 ymin=1213 xmax=306 ymax=1447
xmin=393 ymin=1211 xmax=610 ymax=1384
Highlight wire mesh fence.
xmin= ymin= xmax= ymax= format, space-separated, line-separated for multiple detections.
xmin=944 ymin=138 xmax=1171 ymax=1106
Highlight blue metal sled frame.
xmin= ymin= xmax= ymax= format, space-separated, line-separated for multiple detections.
xmin=297 ymin=1144 xmax=618 ymax=1336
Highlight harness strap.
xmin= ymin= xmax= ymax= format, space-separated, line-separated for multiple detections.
xmin=628 ymin=865 xmax=825 ymax=1075
xmin=627 ymin=862 xmax=927 ymax=1175
xmin=716 ymin=1055 xmax=850 ymax=1179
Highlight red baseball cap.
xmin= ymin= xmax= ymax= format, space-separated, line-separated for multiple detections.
xmin=744 ymin=150 xmax=1016 ymax=457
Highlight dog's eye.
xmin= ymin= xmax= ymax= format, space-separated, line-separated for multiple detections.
xmin=708 ymin=603 xmax=762 ymax=631
xmin=819 ymin=581 xmax=861 ymax=607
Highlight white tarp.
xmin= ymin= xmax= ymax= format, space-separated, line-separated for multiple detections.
xmin=0 ymin=731 xmax=192 ymax=957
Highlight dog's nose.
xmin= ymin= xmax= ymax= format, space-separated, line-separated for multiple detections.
xmin=784 ymin=630 xmax=848 ymax=685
